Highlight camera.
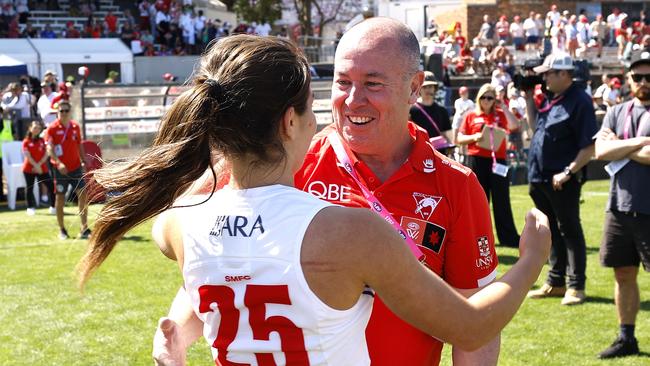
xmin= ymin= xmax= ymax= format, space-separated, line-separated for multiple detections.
xmin=513 ymin=58 xmax=544 ymax=91
xmin=571 ymin=59 xmax=591 ymax=91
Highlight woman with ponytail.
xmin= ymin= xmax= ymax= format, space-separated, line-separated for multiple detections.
xmin=79 ymin=35 xmax=551 ymax=365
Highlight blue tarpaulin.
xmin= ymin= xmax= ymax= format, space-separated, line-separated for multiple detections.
xmin=0 ymin=54 xmax=28 ymax=75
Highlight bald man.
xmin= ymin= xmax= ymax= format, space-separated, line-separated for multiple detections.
xmin=154 ymin=18 xmax=502 ymax=366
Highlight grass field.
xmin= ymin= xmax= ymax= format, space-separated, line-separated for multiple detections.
xmin=1 ymin=179 xmax=649 ymax=365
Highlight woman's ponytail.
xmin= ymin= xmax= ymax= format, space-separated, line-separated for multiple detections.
xmin=77 ymin=83 xmax=218 ymax=288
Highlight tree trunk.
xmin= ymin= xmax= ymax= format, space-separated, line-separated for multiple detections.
xmin=302 ymin=0 xmax=312 ymax=38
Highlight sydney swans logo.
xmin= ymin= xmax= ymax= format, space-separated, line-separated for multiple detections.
xmin=413 ymin=193 xmax=442 ymax=221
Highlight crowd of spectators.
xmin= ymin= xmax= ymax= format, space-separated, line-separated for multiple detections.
xmin=425 ymin=5 xmax=650 ymax=81
xmin=0 ymin=0 xmax=278 ymax=56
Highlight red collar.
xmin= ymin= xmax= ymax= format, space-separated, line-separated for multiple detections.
xmin=326 ymin=122 xmax=438 ymax=175
xmin=407 ymin=122 xmax=438 ymax=174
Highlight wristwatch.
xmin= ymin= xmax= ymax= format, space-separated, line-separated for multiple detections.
xmin=563 ymin=166 xmax=573 ymax=176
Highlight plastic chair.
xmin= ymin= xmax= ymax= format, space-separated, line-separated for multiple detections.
xmin=2 ymin=141 xmax=39 ymax=210
xmin=81 ymin=140 xmax=105 ymax=203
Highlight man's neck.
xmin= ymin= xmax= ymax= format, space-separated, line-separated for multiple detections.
xmin=635 ymin=97 xmax=650 ymax=107
xmin=60 ymin=118 xmax=70 ymax=126
xmin=553 ymin=81 xmax=573 ymax=98
xmin=355 ymin=132 xmax=413 ymax=183
xmin=418 ymin=98 xmax=434 ymax=106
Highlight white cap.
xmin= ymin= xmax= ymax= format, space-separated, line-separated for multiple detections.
xmin=533 ymin=53 xmax=574 ymax=74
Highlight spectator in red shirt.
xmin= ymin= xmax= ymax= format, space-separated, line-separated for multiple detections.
xmin=22 ymin=121 xmax=55 ymax=215
xmin=91 ymin=22 xmax=103 ymax=38
xmin=44 ymin=101 xmax=91 ymax=240
xmin=104 ymin=10 xmax=118 ymax=35
xmin=7 ymin=15 xmax=20 ymax=38
xmin=496 ymin=15 xmax=510 ymax=42
xmin=457 ymin=83 xmax=521 ymax=248
xmin=64 ymin=21 xmax=81 ymax=38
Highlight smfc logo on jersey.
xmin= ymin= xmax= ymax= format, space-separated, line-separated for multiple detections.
xmin=209 ymin=215 xmax=265 ymax=238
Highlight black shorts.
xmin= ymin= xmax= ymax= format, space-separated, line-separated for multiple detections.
xmin=600 ymin=210 xmax=650 ymax=271
xmin=54 ymin=167 xmax=86 ymax=194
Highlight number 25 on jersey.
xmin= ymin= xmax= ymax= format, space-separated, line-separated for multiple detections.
xmin=199 ymin=284 xmax=309 ymax=366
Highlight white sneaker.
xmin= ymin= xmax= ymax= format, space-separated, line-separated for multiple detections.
xmin=26 ymin=208 xmax=36 ymax=216
xmin=49 ymin=207 xmax=56 ymax=215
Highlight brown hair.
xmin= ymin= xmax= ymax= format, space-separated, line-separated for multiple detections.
xmin=24 ymin=120 xmax=44 ymax=141
xmin=77 ymin=35 xmax=312 ymax=287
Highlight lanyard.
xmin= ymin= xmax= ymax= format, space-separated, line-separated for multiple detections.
xmin=414 ymin=103 xmax=443 ymax=136
xmin=488 ymin=125 xmax=498 ymax=168
xmin=60 ymin=122 xmax=72 ymax=144
xmin=623 ymin=101 xmax=650 ymax=140
xmin=328 ymin=132 xmax=425 ymax=261
xmin=538 ymin=95 xmax=564 ymax=113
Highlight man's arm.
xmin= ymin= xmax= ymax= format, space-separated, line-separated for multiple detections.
xmin=78 ymin=140 xmax=86 ymax=170
xmin=629 ymin=145 xmax=650 ymax=165
xmin=567 ymin=143 xmax=595 ymax=173
xmin=46 ymin=143 xmax=63 ymax=169
xmin=452 ymin=285 xmax=500 ymax=366
xmin=524 ymin=93 xmax=538 ymax=130
xmin=7 ymin=93 xmax=28 ymax=110
xmin=153 ymin=287 xmax=203 ymax=366
xmin=594 ymin=128 xmax=650 ymax=161
xmin=552 ymin=143 xmax=594 ymax=191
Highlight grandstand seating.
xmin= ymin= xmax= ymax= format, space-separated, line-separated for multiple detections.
xmin=19 ymin=0 xmax=125 ymax=34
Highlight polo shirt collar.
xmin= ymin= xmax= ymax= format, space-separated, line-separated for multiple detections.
xmin=332 ymin=122 xmax=437 ymax=175
xmin=407 ymin=122 xmax=437 ymax=174
xmin=343 ymin=122 xmax=438 ymax=174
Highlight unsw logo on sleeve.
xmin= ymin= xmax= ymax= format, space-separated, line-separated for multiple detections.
xmin=475 ymin=236 xmax=494 ymax=269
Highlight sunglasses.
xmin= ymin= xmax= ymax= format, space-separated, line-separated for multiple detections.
xmin=630 ymin=73 xmax=650 ymax=83
xmin=59 ymin=109 xmax=70 ymax=113
xmin=480 ymin=96 xmax=495 ymax=101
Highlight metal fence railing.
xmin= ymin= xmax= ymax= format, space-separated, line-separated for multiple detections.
xmin=297 ymin=36 xmax=337 ymax=63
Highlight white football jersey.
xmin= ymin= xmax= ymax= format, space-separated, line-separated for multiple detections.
xmin=179 ymin=184 xmax=373 ymax=365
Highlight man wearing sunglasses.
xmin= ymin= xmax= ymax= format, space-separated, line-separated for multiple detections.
xmin=524 ymin=53 xmax=597 ymax=306
xmin=594 ymin=51 xmax=650 ymax=359
xmin=45 ymin=101 xmax=91 ymax=240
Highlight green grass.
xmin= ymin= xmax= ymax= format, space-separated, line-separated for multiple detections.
xmin=1 ymin=180 xmax=648 ymax=365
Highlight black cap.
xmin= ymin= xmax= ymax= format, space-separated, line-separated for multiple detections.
xmin=629 ymin=51 xmax=650 ymax=70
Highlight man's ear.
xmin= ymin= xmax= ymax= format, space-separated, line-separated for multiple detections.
xmin=409 ymin=71 xmax=425 ymax=104
xmin=280 ymin=106 xmax=297 ymax=140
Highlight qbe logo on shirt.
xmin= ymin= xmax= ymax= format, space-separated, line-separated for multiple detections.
xmin=307 ymin=181 xmax=351 ymax=202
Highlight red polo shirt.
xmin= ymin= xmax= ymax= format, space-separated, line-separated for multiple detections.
xmin=460 ymin=109 xmax=509 ymax=159
xmin=22 ymin=138 xmax=48 ymax=173
xmin=295 ymin=122 xmax=498 ymax=366
xmin=45 ymin=119 xmax=83 ymax=171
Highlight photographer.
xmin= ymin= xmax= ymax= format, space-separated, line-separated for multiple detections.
xmin=524 ymin=53 xmax=597 ymax=306
xmin=0 ymin=82 xmax=32 ymax=140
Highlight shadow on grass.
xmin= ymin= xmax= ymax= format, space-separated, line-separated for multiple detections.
xmin=497 ymin=254 xmax=519 ymax=266
xmin=641 ymin=300 xmax=650 ymax=312
xmin=121 ymin=235 xmax=147 ymax=242
xmin=582 ymin=296 xmax=614 ymax=305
